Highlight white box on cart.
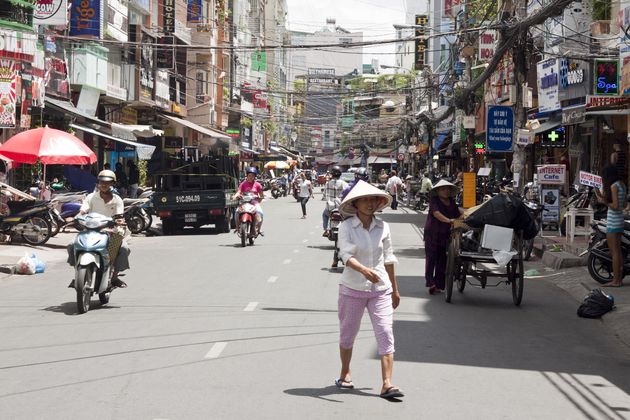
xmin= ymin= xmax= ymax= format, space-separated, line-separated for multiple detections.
xmin=480 ymin=225 xmax=514 ymax=251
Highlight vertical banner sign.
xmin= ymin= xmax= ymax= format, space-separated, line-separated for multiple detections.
xmin=541 ymin=188 xmax=560 ymax=222
xmin=187 ymin=0 xmax=203 ymax=22
xmin=486 ymin=105 xmax=514 ymax=152
xmin=594 ymin=59 xmax=619 ymax=96
xmin=163 ymin=0 xmax=176 ymax=34
xmin=156 ymin=36 xmax=174 ymax=69
xmin=34 ymin=0 xmax=68 ymax=26
xmin=462 ymin=172 xmax=477 ymax=208
xmin=0 ymin=61 xmax=16 ymax=128
xmin=69 ymin=0 xmax=101 ymax=37
xmin=414 ymin=15 xmax=428 ymax=70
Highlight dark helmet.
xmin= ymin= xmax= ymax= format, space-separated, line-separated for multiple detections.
xmin=331 ymin=166 xmax=342 ymax=178
xmin=355 ymin=167 xmax=369 ymax=182
xmin=246 ymin=167 xmax=258 ymax=175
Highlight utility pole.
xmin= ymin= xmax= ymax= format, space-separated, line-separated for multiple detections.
xmin=512 ymin=0 xmax=529 ymax=191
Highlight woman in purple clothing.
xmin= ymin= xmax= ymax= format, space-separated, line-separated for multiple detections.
xmin=423 ymin=180 xmax=464 ymax=294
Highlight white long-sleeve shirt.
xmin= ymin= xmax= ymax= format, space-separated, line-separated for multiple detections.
xmin=338 ymin=215 xmax=398 ymax=292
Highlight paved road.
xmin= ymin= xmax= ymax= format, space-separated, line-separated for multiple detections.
xmin=1 ymin=193 xmax=630 ymax=419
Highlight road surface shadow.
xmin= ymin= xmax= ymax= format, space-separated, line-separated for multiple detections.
xmin=395 ymin=247 xmax=425 ymax=259
xmin=378 ymin=213 xmax=422 ymax=226
xmin=284 ymin=385 xmax=375 ymax=402
xmin=41 ymin=302 xmax=121 ymax=316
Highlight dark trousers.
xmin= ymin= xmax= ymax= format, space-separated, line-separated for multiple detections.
xmin=300 ymin=196 xmax=310 ymax=216
xmin=425 ymin=242 xmax=447 ymax=289
xmin=390 ymin=193 xmax=398 ymax=210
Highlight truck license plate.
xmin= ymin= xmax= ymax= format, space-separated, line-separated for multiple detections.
xmin=185 ymin=213 xmax=197 ymax=222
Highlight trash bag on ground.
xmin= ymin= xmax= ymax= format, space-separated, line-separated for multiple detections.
xmin=464 ymin=193 xmax=538 ymax=240
xmin=577 ymin=289 xmax=614 ymax=318
xmin=15 ymin=253 xmax=36 ymax=275
xmin=31 ymin=254 xmax=45 ymax=273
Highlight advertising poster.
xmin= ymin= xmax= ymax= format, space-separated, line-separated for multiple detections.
xmin=594 ymin=59 xmax=619 ymax=96
xmin=541 ymin=188 xmax=560 ymax=222
xmin=486 ymin=105 xmax=514 ymax=152
xmin=34 ymin=0 xmax=68 ymax=26
xmin=69 ymin=0 xmax=101 ymax=37
xmin=0 ymin=61 xmax=16 ymax=128
xmin=537 ymin=58 xmax=561 ymax=112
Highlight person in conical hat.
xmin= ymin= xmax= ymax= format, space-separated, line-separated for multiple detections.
xmin=424 ymin=178 xmax=464 ymax=295
xmin=335 ymin=180 xmax=404 ymax=399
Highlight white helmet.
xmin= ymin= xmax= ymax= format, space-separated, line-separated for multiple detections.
xmin=97 ymin=170 xmax=117 ymax=182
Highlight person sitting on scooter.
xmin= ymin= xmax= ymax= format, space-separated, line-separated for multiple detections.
xmin=233 ymin=167 xmax=265 ymax=232
xmin=67 ymin=170 xmax=130 ymax=289
xmin=323 ymin=166 xmax=349 ymax=237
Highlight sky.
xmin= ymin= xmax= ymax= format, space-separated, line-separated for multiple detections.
xmin=285 ymin=0 xmax=407 ymax=67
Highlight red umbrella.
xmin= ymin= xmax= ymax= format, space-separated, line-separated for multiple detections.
xmin=0 ymin=127 xmax=96 ymax=165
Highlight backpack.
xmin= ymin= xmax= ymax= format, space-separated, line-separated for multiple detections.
xmin=577 ymin=289 xmax=615 ymax=319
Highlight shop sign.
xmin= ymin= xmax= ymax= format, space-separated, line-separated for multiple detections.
xmin=69 ymin=0 xmax=101 ymax=37
xmin=34 ymin=0 xmax=68 ymax=26
xmin=105 ymin=0 xmax=129 ymax=42
xmin=540 ymin=126 xmax=566 ymax=148
xmin=578 ymin=170 xmax=603 ymax=189
xmin=0 ymin=30 xmax=37 ymax=61
xmin=594 ymin=59 xmax=619 ymax=95
xmin=585 ymin=95 xmax=627 ymax=109
xmin=562 ymin=105 xmax=586 ymax=125
xmin=474 ymin=142 xmax=486 ymax=154
xmin=155 ymin=70 xmax=170 ymax=109
xmin=187 ymin=0 xmax=203 ymax=22
xmin=478 ymin=30 xmax=497 ymax=62
xmin=541 ymin=188 xmax=560 ymax=222
xmin=486 ymin=105 xmax=514 ymax=152
xmin=140 ymin=33 xmax=154 ymax=101
xmin=463 ymin=172 xmax=476 ymax=208
xmin=163 ymin=0 xmax=176 ymax=34
xmin=156 ymin=36 xmax=174 ymax=69
xmin=463 ymin=115 xmax=475 ymax=129
xmin=121 ymin=107 xmax=138 ymax=125
xmin=621 ymin=44 xmax=630 ymax=95
xmin=414 ymin=15 xmax=428 ymax=70
xmin=0 ymin=61 xmax=16 ymax=128
xmin=253 ymin=91 xmax=267 ymax=109
xmin=226 ymin=128 xmax=240 ymax=138
xmin=537 ymin=164 xmax=566 ymax=185
xmin=106 ymin=84 xmax=127 ymax=101
xmin=171 ymin=102 xmax=181 ymax=114
xmin=516 ymin=129 xmax=533 ymax=146
xmin=537 ymin=58 xmax=560 ymax=113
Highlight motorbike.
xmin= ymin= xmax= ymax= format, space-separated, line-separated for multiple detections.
xmin=522 ymin=200 xmax=545 ymax=260
xmin=326 ymin=198 xmax=343 ymax=267
xmin=123 ymin=198 xmax=151 ymax=234
xmin=414 ymin=192 xmax=428 ymax=211
xmin=293 ymin=181 xmax=300 ymax=201
xmin=236 ymin=192 xmax=260 ymax=247
xmin=47 ymin=192 xmax=86 ymax=236
xmin=0 ymin=194 xmax=52 ymax=245
xmin=270 ymin=177 xmax=288 ymax=199
xmin=72 ymin=213 xmax=119 ymax=314
xmin=581 ymin=219 xmax=630 ymax=284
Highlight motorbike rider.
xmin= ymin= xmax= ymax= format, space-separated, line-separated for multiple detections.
xmin=323 ymin=166 xmax=349 ymax=237
xmin=67 ymin=170 xmax=130 ymax=289
xmin=233 ymin=167 xmax=265 ymax=232
xmin=341 ymin=167 xmax=370 ymax=200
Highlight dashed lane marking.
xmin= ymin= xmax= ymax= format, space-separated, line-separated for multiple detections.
xmin=302 ymin=239 xmax=308 ymax=243
xmin=204 ymin=342 xmax=228 ymax=359
xmin=267 ymin=276 xmax=278 ymax=283
xmin=243 ymin=302 xmax=259 ymax=311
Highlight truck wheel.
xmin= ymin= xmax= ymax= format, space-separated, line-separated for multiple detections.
xmin=218 ymin=210 xmax=231 ymax=233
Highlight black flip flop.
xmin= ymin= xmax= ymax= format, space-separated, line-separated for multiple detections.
xmin=111 ymin=279 xmax=128 ymax=288
xmin=334 ymin=378 xmax=354 ymax=389
xmin=380 ymin=386 xmax=404 ymax=399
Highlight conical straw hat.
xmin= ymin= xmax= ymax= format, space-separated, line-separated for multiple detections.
xmin=430 ymin=179 xmax=459 ymax=197
xmin=339 ymin=180 xmax=392 ymax=215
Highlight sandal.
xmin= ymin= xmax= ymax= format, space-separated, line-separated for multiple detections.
xmin=334 ymin=378 xmax=354 ymax=389
xmin=380 ymin=386 xmax=404 ymax=399
xmin=111 ymin=278 xmax=128 ymax=288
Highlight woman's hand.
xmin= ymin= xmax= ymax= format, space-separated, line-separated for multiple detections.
xmin=391 ymin=291 xmax=400 ymax=309
xmin=361 ymin=267 xmax=381 ymax=283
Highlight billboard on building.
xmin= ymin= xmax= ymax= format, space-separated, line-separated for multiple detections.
xmin=0 ymin=61 xmax=16 ymax=128
xmin=414 ymin=15 xmax=428 ymax=70
xmin=537 ymin=58 xmax=561 ymax=113
xmin=34 ymin=0 xmax=67 ymax=26
xmin=69 ymin=0 xmax=101 ymax=37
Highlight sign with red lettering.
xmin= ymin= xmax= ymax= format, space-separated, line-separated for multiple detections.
xmin=34 ymin=0 xmax=67 ymax=26
xmin=578 ymin=170 xmax=603 ymax=188
xmin=536 ymin=164 xmax=566 ymax=185
xmin=478 ymin=30 xmax=497 ymax=62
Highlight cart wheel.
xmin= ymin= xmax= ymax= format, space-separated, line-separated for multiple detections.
xmin=445 ymin=233 xmax=460 ymax=303
xmin=512 ymin=236 xmax=525 ymax=306
xmin=457 ymin=262 xmax=467 ymax=292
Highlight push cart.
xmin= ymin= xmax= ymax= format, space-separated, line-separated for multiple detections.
xmin=445 ymin=221 xmax=525 ymax=306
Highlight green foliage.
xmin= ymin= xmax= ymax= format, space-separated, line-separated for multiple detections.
xmin=592 ymin=0 xmax=611 ymax=20
xmin=241 ymin=117 xmax=252 ymax=128
xmin=137 ymin=160 xmax=148 ymax=186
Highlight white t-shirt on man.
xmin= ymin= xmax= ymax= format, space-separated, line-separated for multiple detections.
xmin=81 ymin=192 xmax=124 ymax=217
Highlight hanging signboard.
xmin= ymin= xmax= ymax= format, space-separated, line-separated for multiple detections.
xmin=562 ymin=105 xmax=586 ymax=125
xmin=540 ymin=126 xmax=566 ymax=148
xmin=478 ymin=29 xmax=497 ymax=62
xmin=163 ymin=0 xmax=176 ymax=34
xmin=0 ymin=60 xmax=17 ymax=128
xmin=34 ymin=0 xmax=68 ymax=26
xmin=537 ymin=164 xmax=566 ymax=185
xmin=156 ymin=36 xmax=174 ymax=69
xmin=537 ymin=58 xmax=561 ymax=113
xmin=414 ymin=15 xmax=428 ymax=70
xmin=541 ymin=188 xmax=560 ymax=222
xmin=463 ymin=172 xmax=476 ymax=208
xmin=486 ymin=105 xmax=514 ymax=152
xmin=594 ymin=59 xmax=619 ymax=96
xmin=578 ymin=171 xmax=603 ymax=189
xmin=516 ymin=129 xmax=533 ymax=146
xmin=69 ymin=0 xmax=101 ymax=37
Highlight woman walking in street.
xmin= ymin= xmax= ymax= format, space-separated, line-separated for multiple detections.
xmin=297 ymin=172 xmax=313 ymax=218
xmin=423 ymin=180 xmax=464 ymax=294
xmin=596 ymin=164 xmax=627 ymax=287
xmin=335 ymin=180 xmax=403 ymax=399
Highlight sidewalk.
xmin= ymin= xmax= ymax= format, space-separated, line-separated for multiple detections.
xmin=0 ymin=233 xmax=71 ymax=278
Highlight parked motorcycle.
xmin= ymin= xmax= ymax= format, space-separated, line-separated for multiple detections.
xmin=0 ymin=196 xmax=52 ymax=245
xmin=47 ymin=192 xmax=86 ymax=236
xmin=71 ymin=213 xmax=119 ymax=314
xmin=522 ymin=200 xmax=545 ymax=260
xmin=270 ymin=177 xmax=288 ymax=199
xmin=581 ymin=219 xmax=630 ymax=284
xmin=123 ymin=198 xmax=151 ymax=234
xmin=414 ymin=192 xmax=428 ymax=211
xmin=326 ymin=198 xmax=343 ymax=267
xmin=236 ymin=192 xmax=260 ymax=247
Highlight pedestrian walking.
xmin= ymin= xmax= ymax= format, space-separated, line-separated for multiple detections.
xmin=595 ymin=164 xmax=627 ymax=287
xmin=127 ymin=161 xmax=140 ymax=198
xmin=297 ymin=172 xmax=313 ymax=218
xmin=335 ymin=180 xmax=403 ymax=399
xmin=385 ymin=170 xmax=403 ymax=210
xmin=424 ymin=180 xmax=464 ymax=294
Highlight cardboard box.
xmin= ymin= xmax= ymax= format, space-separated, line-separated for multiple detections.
xmin=480 ymin=225 xmax=514 ymax=251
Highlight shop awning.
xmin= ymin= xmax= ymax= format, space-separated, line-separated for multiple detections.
xmin=368 ymin=156 xmax=395 ymax=165
xmin=270 ymin=145 xmax=300 ymax=160
xmin=45 ymin=97 xmax=108 ymax=126
xmin=111 ymin=123 xmax=164 ymax=140
xmin=239 ymin=146 xmax=258 ymax=154
xmin=160 ymin=114 xmax=231 ymax=140
xmin=70 ymin=124 xmax=156 ymax=160
xmin=530 ymin=119 xmax=561 ymax=134
xmin=434 ymin=133 xmax=450 ymax=150
xmin=585 ymin=108 xmax=630 ymax=116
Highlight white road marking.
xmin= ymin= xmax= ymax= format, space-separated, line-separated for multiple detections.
xmin=204 ymin=342 xmax=228 ymax=359
xmin=283 ymin=259 xmax=292 ymax=264
xmin=302 ymin=239 xmax=308 ymax=243
xmin=267 ymin=276 xmax=278 ymax=283
xmin=243 ymin=301 xmax=258 ymax=311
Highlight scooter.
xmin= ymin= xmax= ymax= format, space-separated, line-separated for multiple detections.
xmin=72 ymin=213 xmax=119 ymax=314
xmin=270 ymin=178 xmax=287 ymax=199
xmin=326 ymin=198 xmax=343 ymax=267
xmin=580 ymin=219 xmax=630 ymax=284
xmin=414 ymin=192 xmax=428 ymax=211
xmin=0 ymin=192 xmax=52 ymax=245
xmin=123 ymin=198 xmax=151 ymax=234
xmin=236 ymin=192 xmax=260 ymax=247
xmin=48 ymin=192 xmax=86 ymax=236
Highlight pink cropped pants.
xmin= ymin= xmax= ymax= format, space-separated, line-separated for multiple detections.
xmin=338 ymin=285 xmax=395 ymax=355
